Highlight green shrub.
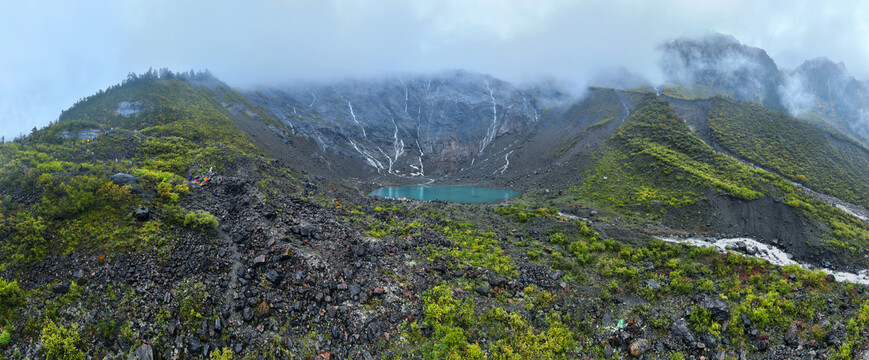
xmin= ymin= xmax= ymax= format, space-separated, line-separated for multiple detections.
xmin=0 ymin=278 xmax=25 ymax=315
xmin=549 ymin=233 xmax=566 ymax=245
xmin=0 ymin=327 xmax=10 ymax=345
xmin=183 ymin=210 xmax=218 ymax=230
xmin=210 ymin=347 xmax=235 ymax=360
xmin=41 ymin=320 xmax=84 ymax=360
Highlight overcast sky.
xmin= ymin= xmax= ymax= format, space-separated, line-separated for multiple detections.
xmin=1 ymin=0 xmax=867 ymax=140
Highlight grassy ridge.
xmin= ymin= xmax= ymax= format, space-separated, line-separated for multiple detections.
xmin=708 ymin=97 xmax=869 ymax=208
xmin=574 ymin=95 xmax=869 ymax=249
xmin=0 ymin=75 xmax=257 ymax=268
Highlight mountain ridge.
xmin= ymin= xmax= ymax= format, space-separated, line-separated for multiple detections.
xmin=2 ymin=47 xmax=869 ymax=359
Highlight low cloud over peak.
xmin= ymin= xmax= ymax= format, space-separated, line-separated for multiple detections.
xmin=2 ymin=0 xmax=869 ymax=139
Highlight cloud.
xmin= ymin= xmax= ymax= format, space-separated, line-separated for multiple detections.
xmin=2 ymin=0 xmax=869 ymax=139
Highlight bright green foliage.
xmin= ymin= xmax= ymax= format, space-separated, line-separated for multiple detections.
xmin=422 ymin=284 xmax=480 ymax=360
xmin=688 ymin=305 xmax=720 ymax=336
xmin=549 ymin=232 xmax=566 ymax=245
xmin=493 ymin=206 xmax=556 ymax=223
xmin=210 ymin=347 xmax=235 ymax=360
xmin=0 ymin=327 xmax=10 ymax=345
xmin=176 ymin=280 xmax=209 ymax=331
xmin=708 ymin=97 xmax=869 ymax=207
xmin=40 ymin=320 xmax=84 ymax=360
xmin=435 ymin=228 xmax=516 ymax=276
xmin=487 ymin=308 xmax=574 ymax=360
xmin=183 ymin=209 xmax=219 ymax=230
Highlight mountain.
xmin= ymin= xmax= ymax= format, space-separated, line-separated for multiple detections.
xmin=660 ymin=33 xmax=785 ymax=110
xmin=781 ymin=57 xmax=869 ymax=144
xmin=243 ymin=71 xmax=568 ymax=177
xmin=2 ymin=62 xmax=869 ymax=359
xmin=661 ymin=34 xmax=869 ymax=148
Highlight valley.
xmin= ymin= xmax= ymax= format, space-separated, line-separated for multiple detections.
xmin=1 ymin=63 xmax=869 ymax=360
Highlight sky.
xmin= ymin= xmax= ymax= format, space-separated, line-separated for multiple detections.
xmin=1 ymin=0 xmax=868 ymax=140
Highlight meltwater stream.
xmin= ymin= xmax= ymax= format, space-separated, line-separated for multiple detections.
xmin=658 ymin=236 xmax=869 ymax=285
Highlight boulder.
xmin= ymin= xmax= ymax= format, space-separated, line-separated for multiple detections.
xmin=785 ymin=322 xmax=800 ymax=346
xmin=111 ymin=173 xmax=137 ymax=187
xmin=135 ymin=206 xmax=150 ymax=222
xmin=629 ymin=339 xmax=650 ymax=357
xmin=700 ymin=294 xmax=730 ymax=322
xmin=127 ymin=344 xmax=154 ymax=360
xmin=52 ymin=282 xmax=70 ymax=294
xmin=670 ymin=318 xmax=696 ymax=347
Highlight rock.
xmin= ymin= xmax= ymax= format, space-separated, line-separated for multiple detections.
xmin=127 ymin=344 xmax=154 ymax=360
xmin=701 ymin=333 xmax=718 ymax=348
xmin=253 ymin=255 xmax=267 ymax=266
xmin=741 ymin=312 xmax=752 ymax=326
xmin=629 ymin=339 xmax=650 ymax=357
xmin=549 ymin=270 xmax=563 ymax=280
xmin=265 ymin=269 xmax=283 ymax=285
xmin=700 ymin=295 xmax=730 ymax=322
xmin=257 ymin=301 xmax=271 ymax=317
xmin=187 ymin=337 xmax=203 ymax=355
xmin=349 ymin=284 xmax=362 ymax=296
xmin=135 ymin=206 xmax=150 ymax=221
xmin=670 ymin=318 xmax=696 ymax=347
xmin=243 ymin=307 xmax=254 ymax=322
xmin=646 ymin=279 xmax=661 ymax=290
xmin=589 ymin=210 xmax=598 ymax=217
xmin=111 ymin=173 xmax=137 ymax=187
xmin=52 ymin=282 xmax=70 ymax=294
xmin=214 ymin=317 xmax=223 ymax=333
xmin=785 ymin=322 xmax=800 ymax=346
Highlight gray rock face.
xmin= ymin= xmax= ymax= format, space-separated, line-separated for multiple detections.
xmin=116 ymin=101 xmax=152 ymax=117
xmin=244 ymin=71 xmax=567 ymax=176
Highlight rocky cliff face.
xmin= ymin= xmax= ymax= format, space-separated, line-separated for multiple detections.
xmin=660 ymin=33 xmax=784 ymax=110
xmin=781 ymin=57 xmax=869 ymax=143
xmin=243 ymin=71 xmax=567 ymax=177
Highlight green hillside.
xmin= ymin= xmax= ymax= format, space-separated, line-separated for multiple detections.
xmin=0 ymin=74 xmax=261 ymax=268
xmin=708 ymin=97 xmax=869 ymax=207
xmin=574 ymin=95 xmax=869 ymax=249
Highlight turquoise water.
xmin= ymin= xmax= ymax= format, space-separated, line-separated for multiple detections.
xmin=368 ymin=186 xmax=519 ymax=204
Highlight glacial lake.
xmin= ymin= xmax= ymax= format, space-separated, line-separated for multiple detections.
xmin=369 ymin=185 xmax=519 ymax=204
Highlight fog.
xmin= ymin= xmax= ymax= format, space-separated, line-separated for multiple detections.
xmin=2 ymin=0 xmax=868 ymax=140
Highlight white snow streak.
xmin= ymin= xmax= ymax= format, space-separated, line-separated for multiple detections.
xmin=496 ymin=150 xmax=514 ymax=175
xmin=350 ymin=139 xmax=384 ymax=172
xmin=346 ymin=100 xmax=367 ymax=139
xmin=479 ymin=80 xmax=498 ymax=154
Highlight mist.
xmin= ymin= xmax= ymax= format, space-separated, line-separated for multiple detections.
xmin=2 ymin=0 xmax=869 ymax=140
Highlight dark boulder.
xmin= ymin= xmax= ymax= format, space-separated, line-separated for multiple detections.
xmin=670 ymin=318 xmax=696 ymax=347
xmin=700 ymin=294 xmax=730 ymax=322
xmin=52 ymin=282 xmax=70 ymax=294
xmin=127 ymin=344 xmax=154 ymax=360
xmin=111 ymin=173 xmax=137 ymax=187
xmin=135 ymin=206 xmax=150 ymax=221
xmin=785 ymin=321 xmax=800 ymax=346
